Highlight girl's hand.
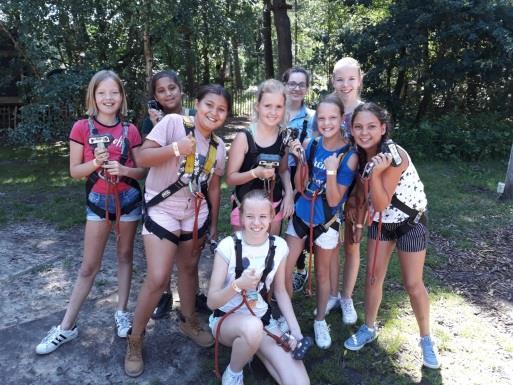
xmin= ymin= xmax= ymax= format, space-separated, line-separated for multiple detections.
xmin=102 ymin=160 xmax=125 ymax=176
xmin=324 ymin=152 xmax=343 ymax=174
xmin=177 ymin=133 xmax=196 ymax=156
xmin=370 ymin=152 xmax=392 ymax=175
xmin=288 ymin=139 xmax=304 ymax=159
xmin=280 ymin=192 xmax=295 ymax=219
xmin=148 ymin=108 xmax=163 ymax=126
xmin=94 ymin=146 xmax=109 ymax=164
xmin=254 ymin=166 xmax=275 ymax=180
xmin=237 ymin=268 xmax=262 ymax=291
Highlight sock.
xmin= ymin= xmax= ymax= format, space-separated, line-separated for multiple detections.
xmin=297 ymin=269 xmax=306 ymax=275
xmin=227 ymin=364 xmax=243 ymax=376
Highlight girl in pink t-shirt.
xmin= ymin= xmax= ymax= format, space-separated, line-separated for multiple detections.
xmin=124 ymin=84 xmax=231 ymax=377
xmin=35 ymin=70 xmax=146 ymax=355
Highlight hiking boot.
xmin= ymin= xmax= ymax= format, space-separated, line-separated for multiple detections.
xmin=313 ymin=319 xmax=332 ymax=349
xmin=125 ymin=332 xmax=144 ymax=377
xmin=222 ymin=366 xmax=244 ymax=385
xmin=344 ymin=324 xmax=377 ymax=351
xmin=115 ymin=310 xmax=132 ymax=338
xmin=292 ymin=270 xmax=308 ymax=292
xmin=420 ymin=335 xmax=441 ymax=369
xmin=195 ymin=292 xmax=210 ymax=314
xmin=35 ymin=324 xmax=78 ymax=355
xmin=340 ymin=297 xmax=358 ymax=325
xmin=151 ymin=292 xmax=173 ymax=320
xmin=313 ymin=293 xmax=340 ymax=316
xmin=179 ymin=313 xmax=214 ymax=347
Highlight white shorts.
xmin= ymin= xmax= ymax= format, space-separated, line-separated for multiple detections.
xmin=286 ymin=219 xmax=340 ymax=250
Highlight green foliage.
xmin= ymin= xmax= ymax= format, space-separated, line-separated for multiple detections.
xmin=394 ymin=113 xmax=513 ymax=161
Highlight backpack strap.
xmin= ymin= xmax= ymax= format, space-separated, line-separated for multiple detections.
xmin=299 ymin=117 xmax=309 ymax=143
xmin=233 ymin=234 xmax=244 ymax=279
xmin=260 ymin=235 xmax=276 ymax=292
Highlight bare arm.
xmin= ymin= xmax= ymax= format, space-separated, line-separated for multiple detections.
xmin=69 ymin=141 xmax=100 ymax=179
xmin=325 ymin=152 xmax=358 ymax=207
xmin=369 ymin=148 xmax=408 ymax=212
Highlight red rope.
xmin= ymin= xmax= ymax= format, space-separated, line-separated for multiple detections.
xmin=192 ymin=192 xmax=204 ymax=252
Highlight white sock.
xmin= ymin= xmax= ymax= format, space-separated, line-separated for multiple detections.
xmin=227 ymin=365 xmax=243 ymax=376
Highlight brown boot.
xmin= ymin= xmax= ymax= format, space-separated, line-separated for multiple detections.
xmin=179 ymin=313 xmax=214 ymax=347
xmin=125 ymin=333 xmax=144 ymax=377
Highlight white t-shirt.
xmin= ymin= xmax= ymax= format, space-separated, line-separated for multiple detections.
xmin=216 ymin=232 xmax=288 ymax=318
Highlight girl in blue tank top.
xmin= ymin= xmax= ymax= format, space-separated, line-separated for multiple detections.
xmin=285 ymin=95 xmax=358 ymax=349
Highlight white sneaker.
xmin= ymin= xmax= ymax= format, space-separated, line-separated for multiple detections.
xmin=222 ymin=366 xmax=244 ymax=385
xmin=35 ymin=324 xmax=78 ymax=355
xmin=340 ymin=297 xmax=358 ymax=325
xmin=115 ymin=310 xmax=132 ymax=338
xmin=313 ymin=293 xmax=341 ymax=316
xmin=313 ymin=319 xmax=332 ymax=349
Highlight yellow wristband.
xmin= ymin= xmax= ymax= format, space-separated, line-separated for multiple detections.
xmin=231 ymin=280 xmax=242 ymax=293
xmin=326 ymin=169 xmax=336 ymax=176
xmin=171 ymin=142 xmax=180 ymax=157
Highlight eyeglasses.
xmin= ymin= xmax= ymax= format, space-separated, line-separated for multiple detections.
xmin=286 ymin=82 xmax=307 ymax=90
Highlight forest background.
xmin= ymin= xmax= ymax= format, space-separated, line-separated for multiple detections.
xmin=1 ymin=0 xmax=513 ymax=162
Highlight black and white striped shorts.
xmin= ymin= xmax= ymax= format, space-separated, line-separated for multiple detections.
xmin=368 ymin=220 xmax=428 ymax=252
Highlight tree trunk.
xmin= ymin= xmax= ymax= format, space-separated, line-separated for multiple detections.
xmin=272 ymin=0 xmax=293 ymax=79
xmin=231 ymin=36 xmax=243 ymax=89
xmin=0 ymin=20 xmax=41 ymax=78
xmin=500 ymin=142 xmax=513 ymax=201
xmin=142 ymin=0 xmax=153 ymax=95
xmin=201 ymin=3 xmax=210 ymax=84
xmin=262 ymin=0 xmax=274 ymax=79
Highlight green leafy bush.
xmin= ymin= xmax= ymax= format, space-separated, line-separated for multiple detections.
xmin=393 ymin=113 xmax=513 ymax=161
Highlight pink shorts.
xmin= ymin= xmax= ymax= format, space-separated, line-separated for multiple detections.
xmin=142 ymin=197 xmax=209 ymax=235
xmin=230 ymin=200 xmax=284 ymax=227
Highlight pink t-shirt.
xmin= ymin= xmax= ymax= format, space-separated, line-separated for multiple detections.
xmin=144 ymin=114 xmax=226 ymax=206
xmin=69 ymin=118 xmax=142 ymax=194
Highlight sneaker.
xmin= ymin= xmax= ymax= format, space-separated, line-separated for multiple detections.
xmin=151 ymin=292 xmax=173 ymax=320
xmin=313 ymin=319 xmax=332 ymax=349
xmin=313 ymin=293 xmax=340 ymax=316
xmin=115 ymin=310 xmax=132 ymax=338
xmin=195 ymin=292 xmax=210 ymax=314
xmin=344 ymin=324 xmax=377 ymax=351
xmin=292 ymin=270 xmax=308 ymax=292
xmin=125 ymin=332 xmax=144 ymax=377
xmin=35 ymin=324 xmax=78 ymax=355
xmin=222 ymin=366 xmax=244 ymax=385
xmin=420 ymin=335 xmax=441 ymax=369
xmin=179 ymin=313 xmax=215 ymax=347
xmin=340 ymin=297 xmax=358 ymax=325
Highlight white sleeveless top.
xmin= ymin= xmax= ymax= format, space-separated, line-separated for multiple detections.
xmin=371 ymin=149 xmax=427 ymax=223
xmin=216 ymin=232 xmax=288 ymax=318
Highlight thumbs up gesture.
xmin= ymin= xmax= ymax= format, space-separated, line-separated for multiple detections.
xmin=177 ymin=132 xmax=196 ymax=156
xmin=324 ymin=152 xmax=343 ymax=175
xmin=238 ymin=268 xmax=262 ymax=290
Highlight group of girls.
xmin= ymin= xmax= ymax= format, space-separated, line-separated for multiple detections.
xmin=35 ymin=56 xmax=441 ymax=385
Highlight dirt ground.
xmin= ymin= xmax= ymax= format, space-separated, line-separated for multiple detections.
xmin=1 ymin=118 xmax=512 ymax=385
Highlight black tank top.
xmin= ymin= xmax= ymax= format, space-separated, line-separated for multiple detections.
xmin=235 ymin=129 xmax=285 ymax=203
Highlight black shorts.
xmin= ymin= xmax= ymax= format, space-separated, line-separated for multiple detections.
xmin=368 ymin=219 xmax=428 ymax=252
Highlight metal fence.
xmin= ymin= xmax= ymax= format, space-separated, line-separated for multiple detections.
xmin=0 ymin=103 xmax=20 ymax=130
xmin=183 ymin=90 xmax=257 ymax=117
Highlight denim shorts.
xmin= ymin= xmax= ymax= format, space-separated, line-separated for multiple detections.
xmin=86 ymin=187 xmax=142 ymax=222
